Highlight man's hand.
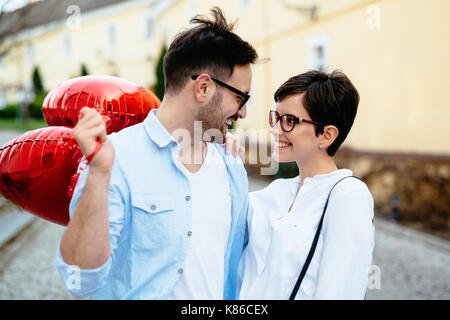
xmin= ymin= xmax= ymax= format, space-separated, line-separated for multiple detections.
xmin=223 ymin=132 xmax=245 ymax=156
xmin=72 ymin=107 xmax=115 ymax=173
xmin=60 ymin=107 xmax=116 ymax=269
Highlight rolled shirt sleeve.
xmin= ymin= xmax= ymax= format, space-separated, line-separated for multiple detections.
xmin=56 ymin=157 xmax=127 ymax=298
xmin=313 ymin=179 xmax=375 ymax=299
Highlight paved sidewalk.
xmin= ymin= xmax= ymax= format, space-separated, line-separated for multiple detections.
xmin=367 ymin=219 xmax=449 ymax=299
xmin=0 ymin=130 xmax=22 ymax=146
xmin=0 ymin=219 xmax=75 ymax=300
xmin=0 ymin=211 xmax=36 ymax=248
xmin=249 ymin=177 xmax=450 ymax=300
xmin=0 ymin=178 xmax=448 ymax=299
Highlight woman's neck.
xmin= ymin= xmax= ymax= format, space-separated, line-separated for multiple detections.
xmin=288 ymin=155 xmax=338 ymax=213
xmin=296 ymin=155 xmax=338 ymax=188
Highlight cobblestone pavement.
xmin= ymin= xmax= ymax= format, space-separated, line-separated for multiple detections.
xmin=0 ymin=178 xmax=448 ymax=299
xmin=367 ymin=219 xmax=449 ymax=299
xmin=0 ymin=219 xmax=75 ymax=300
xmin=249 ymin=177 xmax=450 ymax=300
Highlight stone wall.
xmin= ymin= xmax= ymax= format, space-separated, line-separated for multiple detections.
xmin=245 ymin=147 xmax=450 ymax=240
xmin=336 ymin=147 xmax=450 ymax=240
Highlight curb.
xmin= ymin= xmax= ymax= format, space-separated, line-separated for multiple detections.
xmin=375 ymin=217 xmax=450 ymax=253
xmin=0 ymin=211 xmax=37 ymax=248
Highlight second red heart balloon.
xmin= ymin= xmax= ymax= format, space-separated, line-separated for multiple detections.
xmin=0 ymin=75 xmax=161 ymax=225
xmin=42 ymin=75 xmax=160 ymax=133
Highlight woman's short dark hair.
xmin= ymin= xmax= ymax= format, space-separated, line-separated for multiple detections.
xmin=163 ymin=7 xmax=258 ymax=94
xmin=274 ymin=70 xmax=360 ymax=156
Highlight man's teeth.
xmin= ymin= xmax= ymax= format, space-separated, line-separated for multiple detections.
xmin=276 ymin=141 xmax=292 ymax=147
xmin=226 ymin=119 xmax=233 ymax=125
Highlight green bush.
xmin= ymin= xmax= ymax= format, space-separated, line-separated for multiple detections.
xmin=30 ymin=91 xmax=46 ymax=119
xmin=32 ymin=66 xmax=44 ymax=94
xmin=0 ymin=105 xmax=18 ymax=118
xmin=81 ymin=63 xmax=89 ymax=76
xmin=0 ymin=91 xmax=46 ymax=120
xmin=274 ymin=162 xmax=299 ymax=179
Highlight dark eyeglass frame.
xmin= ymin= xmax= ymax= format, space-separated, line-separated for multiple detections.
xmin=191 ymin=74 xmax=250 ymax=110
xmin=269 ymin=110 xmax=326 ymax=132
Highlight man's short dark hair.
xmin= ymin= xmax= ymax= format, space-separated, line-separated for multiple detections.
xmin=163 ymin=7 xmax=258 ymax=93
xmin=274 ymin=70 xmax=360 ymax=157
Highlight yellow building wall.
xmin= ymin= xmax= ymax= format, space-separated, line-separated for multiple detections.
xmin=233 ymin=0 xmax=450 ymax=155
xmin=0 ymin=0 xmax=449 ymax=156
xmin=0 ymin=2 xmax=162 ymax=94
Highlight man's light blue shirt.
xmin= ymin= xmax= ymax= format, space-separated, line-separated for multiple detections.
xmin=56 ymin=109 xmax=249 ymax=299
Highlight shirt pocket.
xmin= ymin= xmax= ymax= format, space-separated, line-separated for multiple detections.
xmin=130 ymin=193 xmax=176 ymax=250
xmin=131 ymin=193 xmax=174 ymax=214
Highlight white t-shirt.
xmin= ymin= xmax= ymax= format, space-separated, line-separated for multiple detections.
xmin=238 ymin=169 xmax=375 ymax=300
xmin=168 ymin=142 xmax=232 ymax=300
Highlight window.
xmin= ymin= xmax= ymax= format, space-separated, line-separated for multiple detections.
xmin=0 ymin=89 xmax=6 ymax=109
xmin=26 ymin=42 xmax=34 ymax=65
xmin=162 ymin=21 xmax=170 ymax=45
xmin=108 ymin=23 xmax=116 ymax=48
xmin=306 ymin=34 xmax=330 ymax=71
xmin=238 ymin=0 xmax=251 ymax=12
xmin=63 ymin=33 xmax=71 ymax=57
xmin=188 ymin=0 xmax=197 ymax=21
xmin=145 ymin=16 xmax=154 ymax=40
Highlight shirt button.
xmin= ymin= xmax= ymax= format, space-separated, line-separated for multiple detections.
xmin=178 ymin=268 xmax=184 ymax=274
xmin=187 ymin=231 xmax=192 ymax=237
xmin=150 ymin=204 xmax=156 ymax=211
xmin=185 ymin=195 xmax=191 ymax=201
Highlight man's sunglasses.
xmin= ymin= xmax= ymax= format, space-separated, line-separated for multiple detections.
xmin=191 ymin=74 xmax=250 ymax=110
xmin=269 ymin=110 xmax=326 ymax=132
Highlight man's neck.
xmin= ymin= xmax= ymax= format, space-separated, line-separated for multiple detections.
xmin=155 ymin=103 xmax=207 ymax=173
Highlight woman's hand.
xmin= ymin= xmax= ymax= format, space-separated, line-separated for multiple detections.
xmin=223 ymin=132 xmax=245 ymax=156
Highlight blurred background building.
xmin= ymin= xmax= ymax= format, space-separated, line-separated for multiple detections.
xmin=1 ymin=0 xmax=449 ymax=154
xmin=0 ymin=0 xmax=449 ymax=237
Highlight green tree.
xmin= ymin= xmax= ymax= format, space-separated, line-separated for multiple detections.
xmin=81 ymin=63 xmax=89 ymax=76
xmin=29 ymin=66 xmax=46 ymax=120
xmin=32 ymin=66 xmax=44 ymax=94
xmin=153 ymin=44 xmax=167 ymax=101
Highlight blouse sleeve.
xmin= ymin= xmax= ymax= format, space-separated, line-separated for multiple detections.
xmin=313 ymin=179 xmax=375 ymax=299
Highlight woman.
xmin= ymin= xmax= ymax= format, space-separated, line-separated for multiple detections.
xmin=228 ymin=70 xmax=375 ymax=299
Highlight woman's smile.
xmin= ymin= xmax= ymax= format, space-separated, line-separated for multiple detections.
xmin=274 ymin=140 xmax=293 ymax=152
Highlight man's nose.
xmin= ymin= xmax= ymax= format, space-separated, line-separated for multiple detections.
xmin=237 ymin=105 xmax=247 ymax=119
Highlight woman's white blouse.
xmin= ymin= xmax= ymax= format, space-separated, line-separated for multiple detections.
xmin=238 ymin=169 xmax=375 ymax=300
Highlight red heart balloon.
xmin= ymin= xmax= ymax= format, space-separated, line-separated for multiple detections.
xmin=42 ymin=75 xmax=160 ymax=133
xmin=0 ymin=127 xmax=82 ymax=225
xmin=0 ymin=76 xmax=161 ymax=225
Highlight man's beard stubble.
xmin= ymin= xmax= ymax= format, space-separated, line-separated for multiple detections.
xmin=195 ymin=89 xmax=227 ymax=144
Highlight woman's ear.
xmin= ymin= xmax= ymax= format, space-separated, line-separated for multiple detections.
xmin=320 ymin=125 xmax=339 ymax=150
xmin=192 ymin=74 xmax=214 ymax=104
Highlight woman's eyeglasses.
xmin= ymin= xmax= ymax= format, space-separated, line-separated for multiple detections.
xmin=191 ymin=74 xmax=250 ymax=110
xmin=269 ymin=110 xmax=326 ymax=132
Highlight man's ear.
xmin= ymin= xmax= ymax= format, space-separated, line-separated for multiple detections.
xmin=320 ymin=125 xmax=339 ymax=149
xmin=192 ymin=74 xmax=215 ymax=104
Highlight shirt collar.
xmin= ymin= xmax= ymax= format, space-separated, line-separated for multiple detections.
xmin=143 ymin=109 xmax=177 ymax=148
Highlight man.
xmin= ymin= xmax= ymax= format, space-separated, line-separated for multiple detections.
xmin=57 ymin=7 xmax=258 ymax=299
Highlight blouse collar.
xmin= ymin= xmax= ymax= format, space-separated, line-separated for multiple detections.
xmin=296 ymin=168 xmax=353 ymax=185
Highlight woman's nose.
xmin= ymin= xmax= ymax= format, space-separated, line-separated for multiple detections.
xmin=270 ymin=120 xmax=282 ymax=136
